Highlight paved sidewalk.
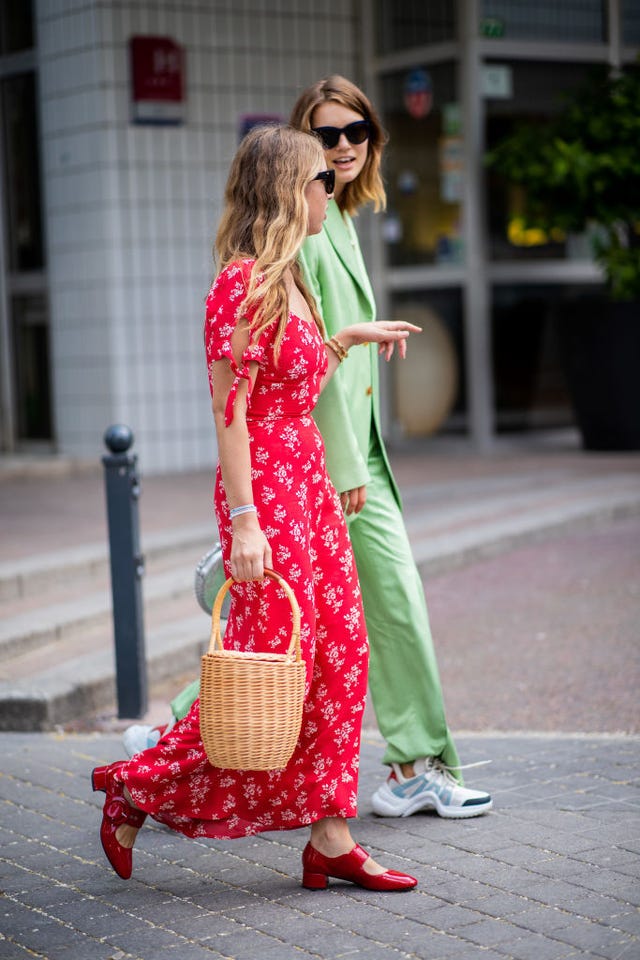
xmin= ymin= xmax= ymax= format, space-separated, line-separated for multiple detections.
xmin=2 ymin=435 xmax=639 ymax=958
xmin=2 ymin=433 xmax=640 ymax=565
xmin=1 ymin=731 xmax=639 ymax=960
xmin=2 ymin=433 xmax=637 ymax=725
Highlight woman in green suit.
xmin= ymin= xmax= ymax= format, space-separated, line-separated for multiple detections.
xmin=290 ymin=76 xmax=491 ymax=818
xmin=124 ymin=77 xmax=491 ymax=819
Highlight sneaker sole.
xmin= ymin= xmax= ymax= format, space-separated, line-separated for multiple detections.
xmin=122 ymin=731 xmax=157 ymax=758
xmin=372 ymin=790 xmax=493 ymax=819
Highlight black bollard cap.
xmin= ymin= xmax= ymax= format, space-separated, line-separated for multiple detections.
xmin=104 ymin=424 xmax=134 ymax=454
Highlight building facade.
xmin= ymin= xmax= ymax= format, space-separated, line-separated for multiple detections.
xmin=1 ymin=0 xmax=638 ymax=472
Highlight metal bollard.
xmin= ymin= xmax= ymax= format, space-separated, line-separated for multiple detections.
xmin=102 ymin=424 xmax=147 ymax=718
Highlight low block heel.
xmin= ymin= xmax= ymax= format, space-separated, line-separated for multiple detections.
xmin=302 ymin=870 xmax=329 ymax=890
xmin=301 ymin=842 xmax=417 ymax=892
xmin=91 ymin=766 xmax=107 ymax=792
xmin=90 ymin=760 xmax=146 ymax=880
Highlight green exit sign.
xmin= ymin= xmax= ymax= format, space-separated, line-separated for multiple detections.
xmin=480 ymin=17 xmax=505 ymax=38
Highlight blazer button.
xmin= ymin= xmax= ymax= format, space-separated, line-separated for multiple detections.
xmin=366 ymin=386 xmax=373 ymax=396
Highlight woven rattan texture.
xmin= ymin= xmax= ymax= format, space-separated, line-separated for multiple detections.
xmin=200 ymin=570 xmax=306 ymax=771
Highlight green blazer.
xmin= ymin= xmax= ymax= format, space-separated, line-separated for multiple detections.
xmin=299 ymin=200 xmax=401 ymax=506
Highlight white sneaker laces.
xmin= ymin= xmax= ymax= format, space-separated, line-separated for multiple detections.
xmin=421 ymin=756 xmax=491 ymax=786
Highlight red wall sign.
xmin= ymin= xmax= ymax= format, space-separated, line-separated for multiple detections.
xmin=130 ymin=36 xmax=185 ymax=124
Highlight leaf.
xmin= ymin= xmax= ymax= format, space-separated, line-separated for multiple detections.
xmin=485 ymin=61 xmax=640 ymax=299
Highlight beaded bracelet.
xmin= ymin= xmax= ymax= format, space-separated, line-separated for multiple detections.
xmin=229 ymin=503 xmax=257 ymax=520
xmin=327 ymin=335 xmax=349 ymax=363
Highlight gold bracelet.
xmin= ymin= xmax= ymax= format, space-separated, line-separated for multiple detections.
xmin=327 ymin=335 xmax=349 ymax=362
xmin=326 ymin=339 xmax=343 ymax=362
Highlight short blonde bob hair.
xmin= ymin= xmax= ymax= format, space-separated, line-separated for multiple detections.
xmin=289 ymin=75 xmax=387 ymax=216
xmin=215 ymin=124 xmax=325 ymax=355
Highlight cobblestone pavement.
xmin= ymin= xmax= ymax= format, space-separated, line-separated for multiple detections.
xmin=1 ymin=731 xmax=639 ymax=960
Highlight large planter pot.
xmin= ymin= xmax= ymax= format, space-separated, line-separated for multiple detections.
xmin=557 ymin=296 xmax=640 ymax=451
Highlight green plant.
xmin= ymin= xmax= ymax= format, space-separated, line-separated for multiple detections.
xmin=486 ymin=63 xmax=640 ymax=300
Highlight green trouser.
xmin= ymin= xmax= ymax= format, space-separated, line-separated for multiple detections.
xmin=348 ymin=438 xmax=462 ymax=779
xmin=171 ymin=678 xmax=201 ymax=722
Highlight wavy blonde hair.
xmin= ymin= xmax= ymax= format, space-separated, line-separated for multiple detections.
xmin=215 ymin=124 xmax=326 ymax=356
xmin=289 ymin=75 xmax=387 ymax=216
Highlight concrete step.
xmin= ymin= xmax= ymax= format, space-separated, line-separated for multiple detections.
xmin=404 ymin=470 xmax=640 ymax=576
xmin=0 ymin=524 xmax=215 ymax=603
xmin=0 ymin=612 xmax=209 ymax=731
xmin=0 ymin=563 xmax=201 ymax=662
xmin=0 ymin=533 xmax=217 ymax=731
xmin=1 ymin=462 xmax=638 ymax=732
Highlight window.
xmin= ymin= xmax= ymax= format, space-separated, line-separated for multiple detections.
xmin=374 ymin=1 xmax=456 ymax=55
xmin=380 ymin=63 xmax=461 ymax=267
xmin=480 ymin=0 xmax=605 ymax=43
xmin=0 ymin=0 xmax=51 ymax=447
xmin=622 ymin=0 xmax=640 ymax=44
xmin=0 ymin=0 xmax=34 ymax=55
xmin=1 ymin=72 xmax=44 ymax=271
xmin=12 ymin=294 xmax=52 ymax=441
xmin=491 ymin=284 xmax=576 ymax=431
xmin=486 ymin=61 xmax=596 ymax=262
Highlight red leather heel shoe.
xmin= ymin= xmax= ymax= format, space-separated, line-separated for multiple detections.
xmin=91 ymin=762 xmax=147 ymax=880
xmin=302 ymin=842 xmax=417 ymax=891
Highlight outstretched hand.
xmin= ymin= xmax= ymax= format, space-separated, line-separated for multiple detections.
xmin=343 ymin=320 xmax=421 ymax=361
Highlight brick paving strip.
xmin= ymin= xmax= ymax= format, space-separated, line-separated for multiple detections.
xmin=1 ymin=732 xmax=638 ymax=960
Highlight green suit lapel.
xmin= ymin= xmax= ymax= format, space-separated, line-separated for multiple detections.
xmin=323 ymin=201 xmax=376 ymax=318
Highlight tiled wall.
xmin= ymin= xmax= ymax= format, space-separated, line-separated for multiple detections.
xmin=37 ymin=0 xmax=357 ymax=472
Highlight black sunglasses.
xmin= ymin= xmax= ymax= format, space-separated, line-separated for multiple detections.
xmin=311 ymin=120 xmax=371 ymax=150
xmin=312 ymin=169 xmax=336 ymax=194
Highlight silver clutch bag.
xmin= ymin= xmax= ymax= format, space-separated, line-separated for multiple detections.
xmin=194 ymin=543 xmax=230 ymax=617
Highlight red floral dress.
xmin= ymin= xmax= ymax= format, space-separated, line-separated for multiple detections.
xmin=121 ymin=260 xmax=369 ymax=839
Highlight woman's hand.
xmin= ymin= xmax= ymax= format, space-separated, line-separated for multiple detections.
xmin=341 ymin=320 xmax=422 ymax=361
xmin=340 ymin=485 xmax=367 ymax=516
xmin=230 ymin=514 xmax=273 ymax=581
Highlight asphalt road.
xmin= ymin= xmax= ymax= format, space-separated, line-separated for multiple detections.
xmin=425 ymin=515 xmax=639 ymax=735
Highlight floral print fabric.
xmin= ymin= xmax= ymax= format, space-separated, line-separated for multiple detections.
xmin=121 ymin=260 xmax=369 ymax=839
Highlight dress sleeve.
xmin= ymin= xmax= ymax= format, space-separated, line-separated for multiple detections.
xmin=204 ymin=261 xmax=267 ymax=426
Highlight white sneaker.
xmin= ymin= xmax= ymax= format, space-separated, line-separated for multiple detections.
xmin=122 ymin=723 xmax=167 ymax=758
xmin=371 ymin=756 xmax=493 ymax=819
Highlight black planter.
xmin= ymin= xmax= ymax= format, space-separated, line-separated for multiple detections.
xmin=557 ymin=296 xmax=640 ymax=451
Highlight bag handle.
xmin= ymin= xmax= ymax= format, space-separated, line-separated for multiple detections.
xmin=208 ymin=568 xmax=302 ymax=663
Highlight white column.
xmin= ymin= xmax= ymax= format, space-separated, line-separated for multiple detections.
xmin=459 ymin=0 xmax=494 ymax=451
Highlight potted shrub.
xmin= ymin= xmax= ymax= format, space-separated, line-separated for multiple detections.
xmin=486 ymin=62 xmax=640 ymax=450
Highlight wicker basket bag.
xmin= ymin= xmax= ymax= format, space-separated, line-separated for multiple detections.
xmin=199 ymin=568 xmax=306 ymax=770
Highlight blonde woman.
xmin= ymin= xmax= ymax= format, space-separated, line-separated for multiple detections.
xmin=92 ymin=125 xmax=419 ymax=891
xmin=290 ymin=77 xmax=492 ymax=819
